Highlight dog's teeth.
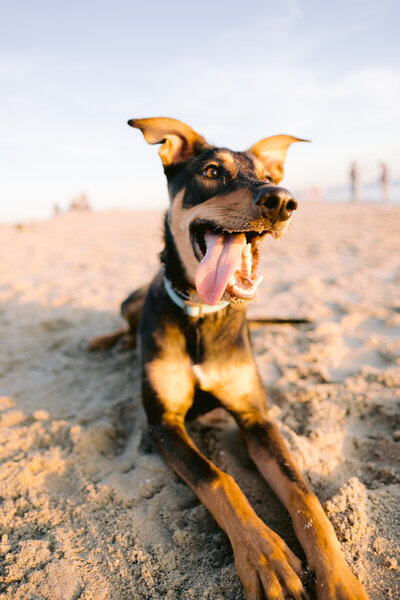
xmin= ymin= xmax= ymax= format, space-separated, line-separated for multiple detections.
xmin=231 ymin=283 xmax=254 ymax=297
xmin=241 ymin=243 xmax=252 ymax=278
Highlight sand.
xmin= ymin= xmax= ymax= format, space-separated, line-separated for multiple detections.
xmin=0 ymin=202 xmax=399 ymax=599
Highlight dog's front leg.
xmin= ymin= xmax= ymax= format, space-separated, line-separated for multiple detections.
xmin=209 ymin=357 xmax=368 ymax=599
xmin=234 ymin=413 xmax=369 ymax=600
xmin=142 ymin=360 xmax=305 ymax=600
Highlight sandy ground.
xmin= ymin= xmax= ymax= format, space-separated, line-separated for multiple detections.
xmin=0 ymin=202 xmax=399 ymax=600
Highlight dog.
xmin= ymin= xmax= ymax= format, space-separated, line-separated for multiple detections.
xmin=90 ymin=118 xmax=368 ymax=599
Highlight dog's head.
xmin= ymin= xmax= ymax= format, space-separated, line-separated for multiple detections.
xmin=128 ymin=117 xmax=307 ymax=306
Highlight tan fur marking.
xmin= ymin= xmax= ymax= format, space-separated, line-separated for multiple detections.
xmin=215 ymin=151 xmax=239 ymax=176
xmin=287 ymin=489 xmax=343 ymax=569
xmin=193 ymin=360 xmax=260 ymax=409
xmin=146 ymin=323 xmax=195 ymax=411
xmin=146 ymin=357 xmax=194 ymax=412
xmin=168 ymin=189 xmax=199 ymax=285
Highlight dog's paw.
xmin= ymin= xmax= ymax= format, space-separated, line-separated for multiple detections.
xmin=88 ymin=331 xmax=136 ymax=352
xmin=232 ymin=527 xmax=306 ymax=600
xmin=88 ymin=333 xmax=119 ymax=351
xmin=314 ymin=558 xmax=369 ymax=600
xmin=118 ymin=334 xmax=137 ymax=351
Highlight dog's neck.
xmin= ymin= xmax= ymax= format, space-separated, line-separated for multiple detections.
xmin=163 ymin=275 xmax=230 ymax=318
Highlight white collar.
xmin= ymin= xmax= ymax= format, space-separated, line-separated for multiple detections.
xmin=163 ymin=276 xmax=230 ymax=318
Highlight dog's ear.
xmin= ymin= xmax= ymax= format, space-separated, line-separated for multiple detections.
xmin=249 ymin=135 xmax=309 ymax=184
xmin=128 ymin=117 xmax=209 ymax=167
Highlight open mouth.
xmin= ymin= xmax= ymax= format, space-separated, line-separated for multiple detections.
xmin=190 ymin=220 xmax=270 ymax=305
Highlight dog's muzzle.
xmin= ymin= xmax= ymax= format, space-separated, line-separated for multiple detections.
xmin=253 ymin=185 xmax=298 ymax=223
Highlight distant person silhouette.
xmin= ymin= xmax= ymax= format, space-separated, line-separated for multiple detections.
xmin=350 ymin=161 xmax=360 ymax=201
xmin=70 ymin=193 xmax=91 ymax=211
xmin=380 ymin=163 xmax=389 ymax=203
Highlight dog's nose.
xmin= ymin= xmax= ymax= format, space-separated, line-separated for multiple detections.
xmin=253 ymin=186 xmax=298 ymax=222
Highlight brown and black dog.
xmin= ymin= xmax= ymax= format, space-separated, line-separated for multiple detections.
xmin=90 ymin=118 xmax=368 ymax=600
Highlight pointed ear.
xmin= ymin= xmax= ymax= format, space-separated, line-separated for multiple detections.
xmin=249 ymin=135 xmax=309 ymax=184
xmin=127 ymin=117 xmax=210 ymax=167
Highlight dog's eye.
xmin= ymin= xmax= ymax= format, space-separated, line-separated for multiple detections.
xmin=202 ymin=166 xmax=220 ymax=179
xmin=263 ymin=174 xmax=274 ymax=183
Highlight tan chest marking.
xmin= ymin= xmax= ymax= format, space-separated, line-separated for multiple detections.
xmin=145 ymin=324 xmax=195 ymax=412
xmin=146 ymin=354 xmax=261 ymax=414
xmin=215 ymin=151 xmax=238 ymax=176
xmin=146 ymin=357 xmax=195 ymax=412
xmin=192 ymin=360 xmax=259 ymax=407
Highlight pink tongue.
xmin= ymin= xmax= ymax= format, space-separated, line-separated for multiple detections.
xmin=195 ymin=233 xmax=246 ymax=305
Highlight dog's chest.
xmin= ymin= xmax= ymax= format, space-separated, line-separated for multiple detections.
xmin=191 ymin=360 xmax=257 ymax=399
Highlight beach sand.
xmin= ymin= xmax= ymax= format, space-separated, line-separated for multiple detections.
xmin=0 ymin=202 xmax=399 ymax=599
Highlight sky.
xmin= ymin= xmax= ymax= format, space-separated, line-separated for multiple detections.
xmin=1 ymin=0 xmax=399 ymax=221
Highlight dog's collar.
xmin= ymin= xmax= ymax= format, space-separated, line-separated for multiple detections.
xmin=163 ymin=277 xmax=230 ymax=318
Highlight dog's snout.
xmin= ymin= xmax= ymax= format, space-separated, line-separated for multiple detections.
xmin=254 ymin=186 xmax=298 ymax=222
